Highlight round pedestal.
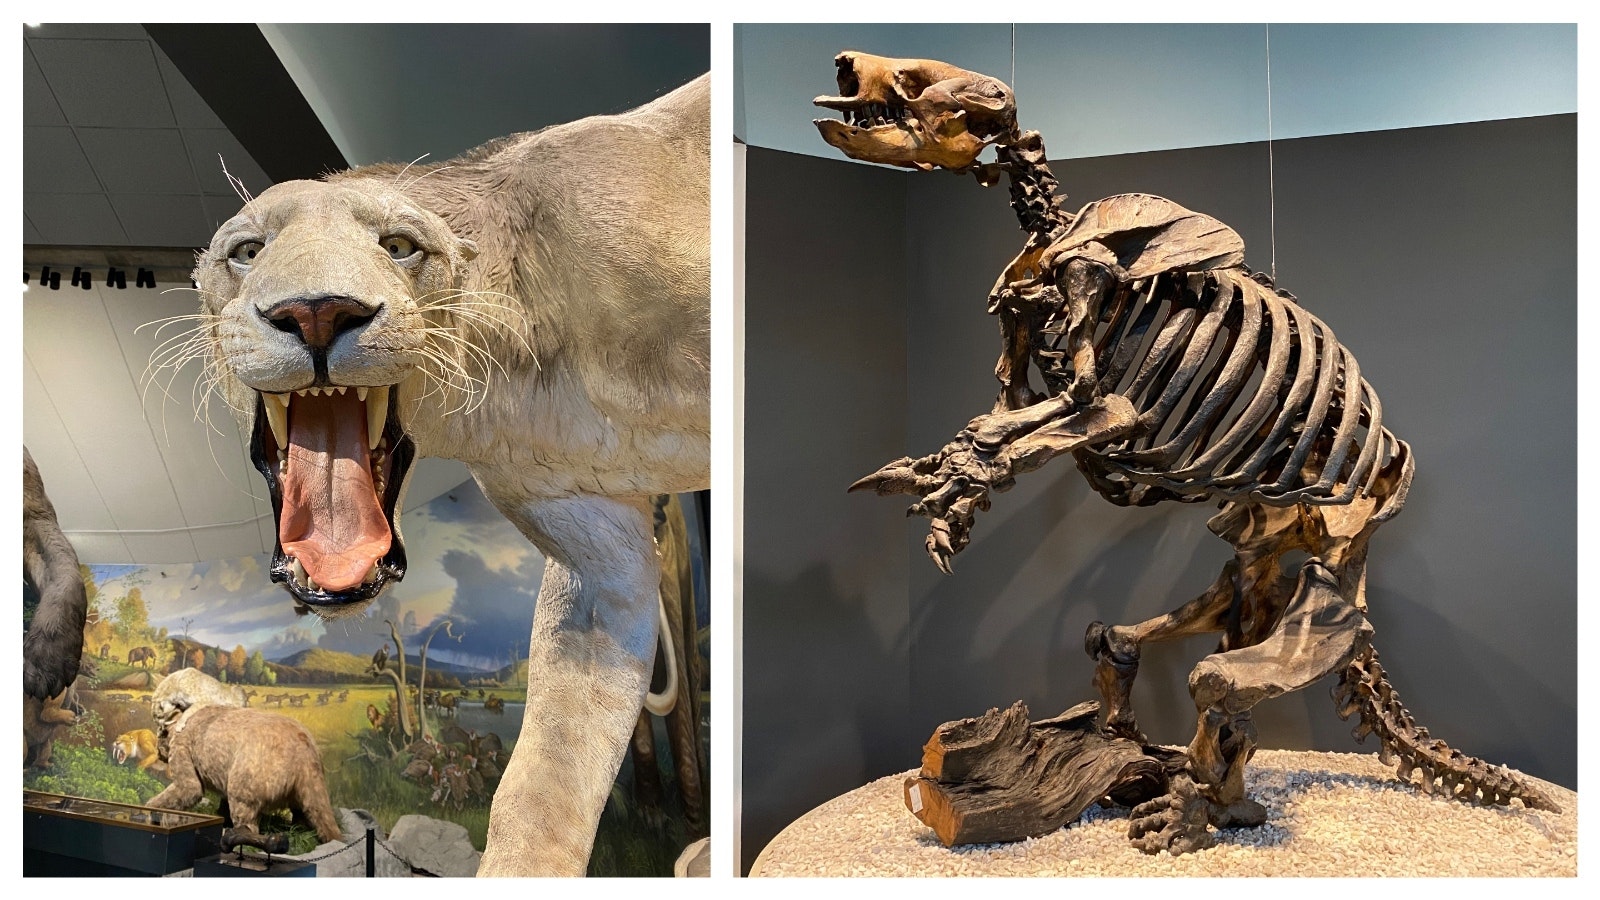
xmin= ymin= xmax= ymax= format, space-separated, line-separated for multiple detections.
xmin=752 ymin=749 xmax=1575 ymax=877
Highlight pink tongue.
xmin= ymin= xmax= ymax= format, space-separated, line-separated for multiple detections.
xmin=279 ymin=391 xmax=391 ymax=592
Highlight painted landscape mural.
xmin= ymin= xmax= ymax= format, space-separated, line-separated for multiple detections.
xmin=23 ymin=480 xmax=710 ymax=877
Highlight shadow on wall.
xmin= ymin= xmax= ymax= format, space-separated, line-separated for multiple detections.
xmin=741 ymin=563 xmax=912 ymax=875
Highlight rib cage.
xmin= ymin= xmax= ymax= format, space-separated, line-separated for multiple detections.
xmin=1050 ymin=266 xmax=1401 ymax=508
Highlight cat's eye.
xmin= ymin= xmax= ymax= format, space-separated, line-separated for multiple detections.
xmin=230 ymin=241 xmax=264 ymax=265
xmin=381 ymin=235 xmax=418 ymax=260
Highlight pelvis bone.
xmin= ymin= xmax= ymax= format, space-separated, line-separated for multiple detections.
xmin=813 ymin=51 xmax=1017 ymax=171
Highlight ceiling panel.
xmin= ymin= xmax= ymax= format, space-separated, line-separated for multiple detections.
xmin=189 ymin=520 xmax=271 ymax=564
xmin=99 ymin=284 xmax=265 ymax=534
xmin=27 ymin=23 xmax=148 ymax=41
xmin=22 ymin=48 xmax=67 ymax=125
xmin=23 ymin=356 xmax=122 ymax=536
xmin=23 ymin=285 xmax=195 ymax=544
xmin=76 ymin=127 xmax=200 ymax=194
xmin=25 ymin=192 xmax=128 ymax=244
xmin=22 ymin=127 xmax=98 ymax=193
xmin=23 ymin=24 xmax=275 ymax=248
xmin=65 ymin=534 xmax=136 ymax=566
xmin=29 ymin=38 xmax=175 ymax=128
xmin=105 ymin=193 xmax=211 ymax=247
xmin=122 ymin=531 xmax=208 ymax=566
xmin=23 ymin=216 xmax=44 ymax=243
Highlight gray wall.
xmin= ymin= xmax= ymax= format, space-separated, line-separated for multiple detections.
xmin=741 ymin=147 xmax=915 ymax=873
xmin=742 ymin=114 xmax=1575 ymax=871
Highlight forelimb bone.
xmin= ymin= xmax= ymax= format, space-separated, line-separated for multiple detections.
xmin=850 ymin=394 xmax=1137 ymax=572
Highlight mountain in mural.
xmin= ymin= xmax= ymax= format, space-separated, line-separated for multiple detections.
xmin=272 ymin=647 xmax=374 ymax=677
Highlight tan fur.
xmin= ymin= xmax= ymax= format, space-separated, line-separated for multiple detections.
xmin=193 ymin=74 xmax=709 ymax=875
xmin=148 ymin=706 xmax=341 ymax=843
xmin=112 ymin=729 xmax=161 ymax=772
xmin=150 ymin=668 xmax=244 ymax=727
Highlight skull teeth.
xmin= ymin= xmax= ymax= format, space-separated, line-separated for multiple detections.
xmin=286 ymin=555 xmax=383 ymax=592
xmin=367 ymin=385 xmax=389 ymax=449
xmin=261 ymin=385 xmax=392 ymax=453
xmin=263 ymin=393 xmax=289 ymax=450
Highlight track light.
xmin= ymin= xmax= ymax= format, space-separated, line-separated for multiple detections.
xmin=107 ymin=267 xmax=126 ymax=289
xmin=136 ymin=268 xmax=155 ymax=288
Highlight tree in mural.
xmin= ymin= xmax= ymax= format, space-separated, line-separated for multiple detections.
xmin=229 ymin=645 xmax=248 ymax=681
xmin=245 ymin=650 xmax=267 ymax=685
xmin=114 ymin=588 xmax=149 ymax=643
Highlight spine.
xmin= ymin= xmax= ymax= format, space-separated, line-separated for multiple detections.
xmin=1332 ymin=645 xmax=1560 ymax=813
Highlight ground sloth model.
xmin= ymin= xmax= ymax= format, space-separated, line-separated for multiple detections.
xmin=148 ymin=706 xmax=341 ymax=843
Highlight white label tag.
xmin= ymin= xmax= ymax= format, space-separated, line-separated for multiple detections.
xmin=909 ymin=783 xmax=924 ymax=814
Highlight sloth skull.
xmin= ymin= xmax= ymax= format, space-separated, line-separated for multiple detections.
xmin=813 ymin=51 xmax=1017 ymax=171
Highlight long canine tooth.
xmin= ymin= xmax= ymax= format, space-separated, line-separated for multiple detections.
xmin=291 ymin=558 xmax=308 ymax=588
xmin=262 ymin=393 xmax=290 ymax=451
xmin=364 ymin=563 xmax=380 ymax=585
xmin=367 ymin=385 xmax=390 ymax=449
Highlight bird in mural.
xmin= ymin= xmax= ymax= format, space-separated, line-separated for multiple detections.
xmin=371 ymin=642 xmax=390 ymax=673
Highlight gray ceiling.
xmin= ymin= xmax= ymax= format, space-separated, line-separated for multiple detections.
xmin=22 ymin=23 xmax=271 ymax=248
xmin=23 ymin=23 xmax=707 ymax=565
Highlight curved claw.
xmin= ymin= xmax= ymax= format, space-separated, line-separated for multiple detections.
xmin=849 ymin=457 xmax=932 ymax=495
xmin=925 ymin=519 xmax=956 ymax=574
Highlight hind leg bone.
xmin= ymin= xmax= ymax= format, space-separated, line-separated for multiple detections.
xmin=1084 ymin=564 xmax=1237 ymax=741
xmin=1129 ymin=557 xmax=1374 ymax=853
xmin=1086 ymin=500 xmax=1305 ymax=742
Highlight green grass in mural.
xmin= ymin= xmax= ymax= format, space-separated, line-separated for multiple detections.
xmin=24 ymin=740 xmax=166 ymax=806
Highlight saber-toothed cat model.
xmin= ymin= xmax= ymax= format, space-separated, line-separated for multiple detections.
xmin=182 ymin=74 xmax=708 ymax=875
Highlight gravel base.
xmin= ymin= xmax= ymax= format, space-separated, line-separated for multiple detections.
xmin=752 ymin=749 xmax=1576 ymax=877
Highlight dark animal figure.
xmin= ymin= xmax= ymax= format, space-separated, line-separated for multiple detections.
xmin=23 ymin=447 xmax=88 ymax=701
xmin=128 ymin=646 xmax=158 ymax=668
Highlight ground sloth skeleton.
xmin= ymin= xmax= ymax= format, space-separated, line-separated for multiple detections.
xmin=815 ymin=51 xmax=1558 ymax=853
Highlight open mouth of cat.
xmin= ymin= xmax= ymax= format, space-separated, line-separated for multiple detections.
xmin=249 ymin=384 xmax=414 ymax=612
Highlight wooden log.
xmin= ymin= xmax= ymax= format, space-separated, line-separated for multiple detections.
xmin=904 ymin=700 xmax=1170 ymax=846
